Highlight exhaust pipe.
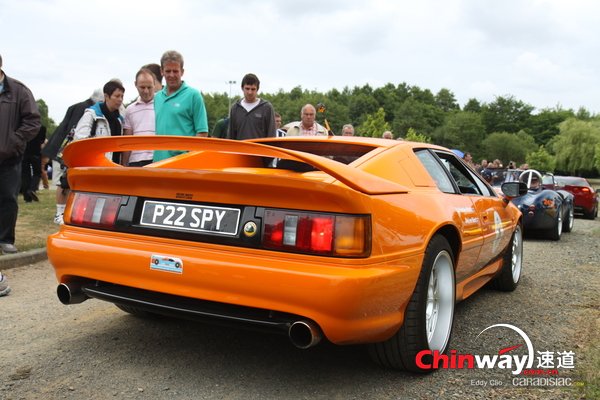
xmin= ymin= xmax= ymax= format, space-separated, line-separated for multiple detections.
xmin=57 ymin=283 xmax=88 ymax=305
xmin=288 ymin=320 xmax=322 ymax=349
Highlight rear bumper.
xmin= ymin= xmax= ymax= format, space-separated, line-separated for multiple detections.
xmin=81 ymin=282 xmax=303 ymax=333
xmin=48 ymin=227 xmax=422 ymax=344
xmin=574 ymin=199 xmax=596 ymax=215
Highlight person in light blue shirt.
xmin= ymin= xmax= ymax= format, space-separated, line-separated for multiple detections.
xmin=153 ymin=50 xmax=208 ymax=162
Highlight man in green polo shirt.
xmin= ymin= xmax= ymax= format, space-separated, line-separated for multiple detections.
xmin=153 ymin=50 xmax=208 ymax=162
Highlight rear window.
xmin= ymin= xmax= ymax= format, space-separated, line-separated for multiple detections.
xmin=557 ymin=177 xmax=589 ymax=187
xmin=262 ymin=141 xmax=378 ymax=165
xmin=542 ymin=175 xmax=555 ymax=185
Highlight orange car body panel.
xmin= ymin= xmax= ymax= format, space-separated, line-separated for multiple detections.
xmin=48 ymin=136 xmax=522 ymax=344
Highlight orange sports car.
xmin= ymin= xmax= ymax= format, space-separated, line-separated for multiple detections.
xmin=48 ymin=136 xmax=526 ymax=372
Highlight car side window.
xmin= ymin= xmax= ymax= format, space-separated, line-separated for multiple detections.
xmin=473 ymin=173 xmax=495 ymax=196
xmin=436 ymin=152 xmax=495 ymax=196
xmin=446 ymin=160 xmax=481 ymax=195
xmin=417 ymin=149 xmax=494 ymax=196
xmin=415 ymin=150 xmax=456 ymax=193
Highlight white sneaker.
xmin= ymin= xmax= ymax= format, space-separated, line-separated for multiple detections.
xmin=54 ymin=213 xmax=64 ymax=225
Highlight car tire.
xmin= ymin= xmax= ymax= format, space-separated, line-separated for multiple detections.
xmin=547 ymin=206 xmax=563 ymax=241
xmin=115 ymin=304 xmax=156 ymax=318
xmin=562 ymin=205 xmax=574 ymax=232
xmin=490 ymin=224 xmax=523 ymax=292
xmin=368 ymin=235 xmax=455 ymax=372
xmin=583 ymin=205 xmax=597 ymax=220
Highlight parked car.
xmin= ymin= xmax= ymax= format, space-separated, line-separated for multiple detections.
xmin=483 ymin=169 xmax=574 ymax=240
xmin=48 ymin=136 xmax=527 ymax=372
xmin=554 ymin=176 xmax=598 ymax=219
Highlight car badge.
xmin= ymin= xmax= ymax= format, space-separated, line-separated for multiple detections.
xmin=150 ymin=255 xmax=183 ymax=274
xmin=243 ymin=221 xmax=258 ymax=237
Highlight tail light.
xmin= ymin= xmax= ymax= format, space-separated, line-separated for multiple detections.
xmin=263 ymin=209 xmax=370 ymax=257
xmin=65 ymin=192 xmax=123 ymax=228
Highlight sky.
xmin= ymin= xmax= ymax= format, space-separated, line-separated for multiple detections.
xmin=1 ymin=0 xmax=599 ymax=123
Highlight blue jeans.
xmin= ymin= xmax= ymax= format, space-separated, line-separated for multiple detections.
xmin=0 ymin=160 xmax=22 ymax=245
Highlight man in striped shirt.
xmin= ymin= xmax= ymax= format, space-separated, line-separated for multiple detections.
xmin=121 ymin=68 xmax=156 ymax=166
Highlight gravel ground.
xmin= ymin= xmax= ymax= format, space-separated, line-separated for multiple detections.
xmin=0 ymin=218 xmax=598 ymax=400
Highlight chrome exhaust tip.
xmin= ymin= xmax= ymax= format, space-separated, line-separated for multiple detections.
xmin=57 ymin=283 xmax=88 ymax=305
xmin=289 ymin=320 xmax=322 ymax=349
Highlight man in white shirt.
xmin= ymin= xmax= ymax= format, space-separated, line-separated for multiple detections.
xmin=121 ymin=68 xmax=156 ymax=166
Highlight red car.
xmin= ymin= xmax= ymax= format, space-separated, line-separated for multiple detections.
xmin=554 ymin=176 xmax=598 ymax=219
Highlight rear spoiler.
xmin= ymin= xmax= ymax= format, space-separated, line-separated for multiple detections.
xmin=62 ymin=136 xmax=408 ymax=195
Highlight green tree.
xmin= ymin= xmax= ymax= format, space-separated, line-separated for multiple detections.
xmin=409 ymin=86 xmax=436 ymax=105
xmin=526 ymin=145 xmax=556 ymax=172
xmin=481 ymin=95 xmax=534 ymax=134
xmin=463 ymin=98 xmax=482 ymax=113
xmin=36 ymin=99 xmax=57 ymax=135
xmin=317 ymin=89 xmax=350 ymax=134
xmin=394 ymin=82 xmax=411 ymax=103
xmin=405 ymin=127 xmax=431 ymax=143
xmin=575 ymin=107 xmax=592 ymax=120
xmin=288 ymin=86 xmax=304 ymax=100
xmin=393 ymin=98 xmax=444 ymax=137
xmin=528 ymin=107 xmax=574 ymax=145
xmin=203 ymin=92 xmax=229 ymax=132
xmin=551 ymin=118 xmax=600 ymax=175
xmin=435 ymin=88 xmax=460 ymax=112
xmin=357 ymin=108 xmax=390 ymax=137
xmin=515 ymin=130 xmax=538 ymax=151
xmin=348 ymin=92 xmax=379 ymax=127
xmin=373 ymin=83 xmax=399 ymax=123
xmin=264 ymin=88 xmax=300 ymax=124
xmin=482 ymin=131 xmax=536 ymax=166
xmin=432 ymin=111 xmax=485 ymax=154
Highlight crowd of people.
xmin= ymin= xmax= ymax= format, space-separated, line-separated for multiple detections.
xmin=41 ymin=50 xmax=402 ymax=228
xmin=459 ymin=152 xmax=530 ymax=186
xmin=461 ymin=152 xmax=529 ymax=174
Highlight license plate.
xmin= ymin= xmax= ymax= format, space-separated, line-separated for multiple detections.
xmin=140 ymin=200 xmax=240 ymax=236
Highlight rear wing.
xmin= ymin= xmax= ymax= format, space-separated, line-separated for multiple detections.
xmin=62 ymin=136 xmax=408 ymax=195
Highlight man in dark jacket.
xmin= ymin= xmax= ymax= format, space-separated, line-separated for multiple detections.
xmin=0 ymin=54 xmax=41 ymax=255
xmin=41 ymin=89 xmax=102 ymax=163
xmin=21 ymin=125 xmax=46 ymax=202
xmin=227 ymin=73 xmax=276 ymax=140
xmin=41 ymin=88 xmax=102 ymax=225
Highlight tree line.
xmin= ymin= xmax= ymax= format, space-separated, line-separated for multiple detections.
xmin=38 ymin=82 xmax=600 ymax=177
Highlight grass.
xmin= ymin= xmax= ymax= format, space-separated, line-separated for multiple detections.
xmin=14 ymin=188 xmax=60 ymax=252
xmin=574 ymin=308 xmax=600 ymax=399
xmin=581 ymin=344 xmax=600 ymax=399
